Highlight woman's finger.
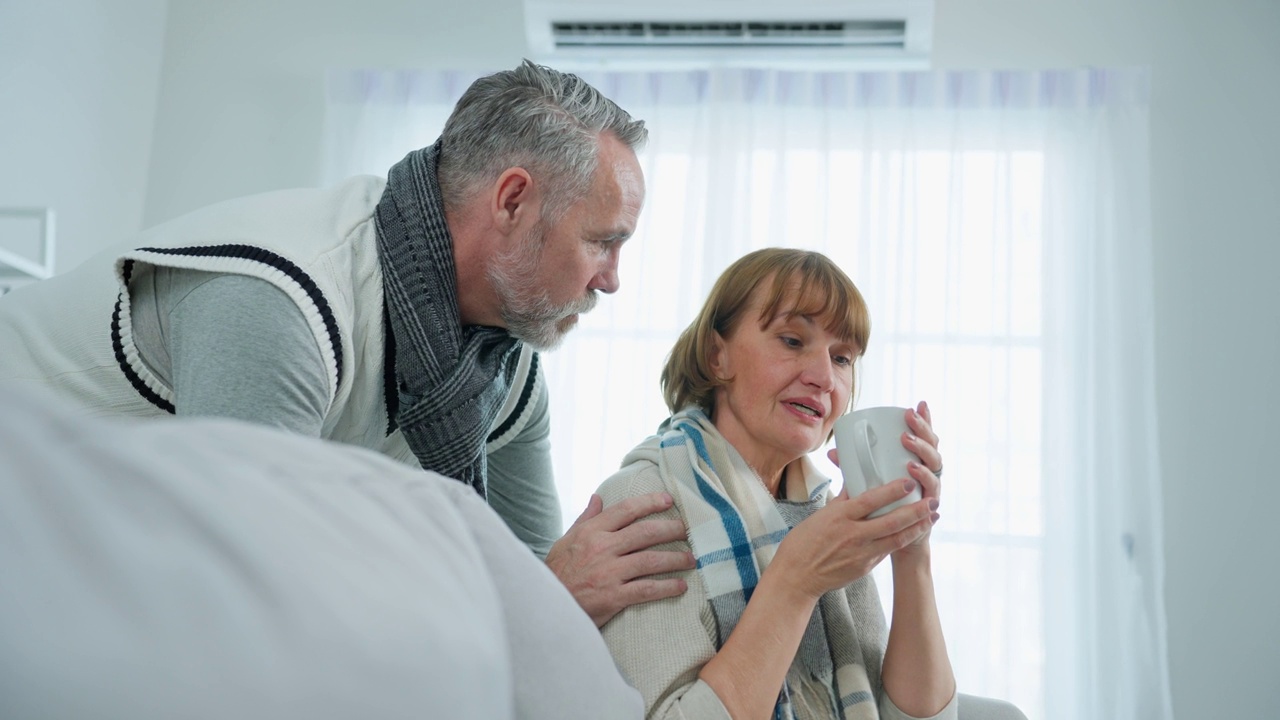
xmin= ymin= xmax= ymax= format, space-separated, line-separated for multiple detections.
xmin=875 ymin=514 xmax=935 ymax=555
xmin=906 ymin=462 xmax=941 ymax=503
xmin=901 ymin=431 xmax=943 ymax=474
xmin=844 ymin=479 xmax=922 ymax=523
xmin=904 ymin=408 xmax=940 ymax=450
xmin=917 ymin=400 xmax=932 ymax=426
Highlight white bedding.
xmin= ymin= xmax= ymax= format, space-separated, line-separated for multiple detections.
xmin=0 ymin=383 xmax=642 ymax=720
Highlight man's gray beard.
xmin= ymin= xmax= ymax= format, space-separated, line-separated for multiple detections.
xmin=487 ymin=228 xmax=598 ymax=351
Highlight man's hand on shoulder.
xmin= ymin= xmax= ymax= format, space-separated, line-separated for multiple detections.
xmin=546 ymin=492 xmax=696 ymax=628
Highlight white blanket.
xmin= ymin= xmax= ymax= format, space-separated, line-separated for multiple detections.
xmin=0 ymin=383 xmax=642 ymax=720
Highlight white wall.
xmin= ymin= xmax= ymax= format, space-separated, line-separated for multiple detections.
xmin=142 ymin=0 xmax=528 ymax=226
xmin=1148 ymin=5 xmax=1280 ymax=717
xmin=934 ymin=2 xmax=1280 ymax=716
xmin=0 ymin=0 xmax=166 ymax=273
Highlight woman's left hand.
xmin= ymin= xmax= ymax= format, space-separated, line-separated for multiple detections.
xmin=899 ymin=400 xmax=943 ymax=552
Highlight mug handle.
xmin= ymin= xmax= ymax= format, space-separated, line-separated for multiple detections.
xmin=854 ymin=420 xmax=883 ymax=488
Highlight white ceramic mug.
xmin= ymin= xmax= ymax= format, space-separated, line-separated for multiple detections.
xmin=832 ymin=406 xmax=923 ymax=518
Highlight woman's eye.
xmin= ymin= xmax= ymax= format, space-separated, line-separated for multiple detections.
xmin=833 ymin=355 xmax=853 ymax=367
xmin=780 ymin=336 xmax=802 ymax=348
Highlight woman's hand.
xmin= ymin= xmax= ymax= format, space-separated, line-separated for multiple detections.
xmin=897 ymin=400 xmax=943 ymax=553
xmin=770 ymin=479 xmax=935 ymax=601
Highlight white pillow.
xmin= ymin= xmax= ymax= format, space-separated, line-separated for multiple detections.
xmin=0 ymin=383 xmax=642 ymax=720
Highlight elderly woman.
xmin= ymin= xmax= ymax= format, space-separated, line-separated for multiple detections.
xmin=597 ymin=248 xmax=955 ymax=720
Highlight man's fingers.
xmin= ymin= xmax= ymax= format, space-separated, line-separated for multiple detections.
xmin=613 ymin=517 xmax=687 ymax=555
xmin=615 ymin=548 xmax=697 ymax=582
xmin=571 ymin=493 xmax=605 ymax=527
xmin=616 ymin=577 xmax=688 ymax=608
xmin=594 ymin=491 xmax=675 ymax=532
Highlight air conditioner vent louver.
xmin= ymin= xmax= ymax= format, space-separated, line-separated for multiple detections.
xmin=551 ymin=19 xmax=907 ymax=49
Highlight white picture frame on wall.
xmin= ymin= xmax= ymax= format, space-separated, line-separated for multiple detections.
xmin=0 ymin=206 xmax=56 ymax=295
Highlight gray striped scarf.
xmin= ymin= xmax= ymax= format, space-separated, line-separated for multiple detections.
xmin=641 ymin=408 xmax=879 ymax=719
xmin=374 ymin=141 xmax=520 ymax=495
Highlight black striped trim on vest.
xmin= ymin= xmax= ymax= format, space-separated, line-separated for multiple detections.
xmin=487 ymin=351 xmax=539 ymax=443
xmin=383 ymin=302 xmax=399 ymax=436
xmin=113 ymin=244 xmax=344 ymax=414
xmin=112 ymin=259 xmax=176 ymax=413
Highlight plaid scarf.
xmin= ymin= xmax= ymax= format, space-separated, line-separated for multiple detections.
xmin=374 ymin=141 xmax=520 ymax=495
xmin=643 ymin=408 xmax=878 ymax=719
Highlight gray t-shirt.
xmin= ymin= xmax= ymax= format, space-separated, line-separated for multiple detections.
xmin=129 ymin=267 xmax=562 ymax=557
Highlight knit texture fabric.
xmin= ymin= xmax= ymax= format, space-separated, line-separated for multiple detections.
xmin=374 ymin=142 xmax=520 ymax=495
xmin=640 ymin=408 xmax=877 ymax=719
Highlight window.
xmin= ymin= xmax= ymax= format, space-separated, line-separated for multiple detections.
xmin=325 ymin=66 xmax=1171 ymax=720
xmin=544 ymin=145 xmax=1048 ymax=715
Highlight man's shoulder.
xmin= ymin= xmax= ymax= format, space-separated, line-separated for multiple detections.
xmin=136 ymin=176 xmax=386 ymax=256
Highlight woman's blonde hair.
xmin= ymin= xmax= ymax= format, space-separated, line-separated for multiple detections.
xmin=661 ymin=248 xmax=871 ymax=416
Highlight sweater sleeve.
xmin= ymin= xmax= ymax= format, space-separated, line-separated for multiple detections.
xmin=150 ymin=269 xmax=329 ymax=435
xmin=881 ymin=692 xmax=960 ymax=720
xmin=597 ymin=464 xmax=733 ymax=720
xmin=484 ymin=370 xmax=561 ymax=560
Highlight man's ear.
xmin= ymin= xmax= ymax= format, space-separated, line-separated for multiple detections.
xmin=491 ymin=167 xmax=537 ymax=235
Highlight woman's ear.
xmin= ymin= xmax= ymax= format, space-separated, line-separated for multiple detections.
xmin=708 ymin=331 xmax=729 ymax=381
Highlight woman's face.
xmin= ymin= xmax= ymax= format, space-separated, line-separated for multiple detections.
xmin=708 ymin=285 xmax=856 ymax=478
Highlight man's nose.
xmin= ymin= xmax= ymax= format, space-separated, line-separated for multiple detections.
xmin=588 ymin=251 xmax=621 ymax=294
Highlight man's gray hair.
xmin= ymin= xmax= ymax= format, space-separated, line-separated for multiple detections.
xmin=438 ymin=60 xmax=647 ymax=225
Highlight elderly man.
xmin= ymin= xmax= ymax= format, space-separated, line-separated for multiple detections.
xmin=0 ymin=60 xmax=692 ymax=627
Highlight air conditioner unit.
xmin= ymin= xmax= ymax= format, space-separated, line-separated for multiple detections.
xmin=523 ymin=0 xmax=934 ymax=69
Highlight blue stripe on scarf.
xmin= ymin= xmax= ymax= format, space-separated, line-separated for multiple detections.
xmin=675 ymin=420 xmax=714 ymax=466
xmin=676 ymin=421 xmax=761 ymax=596
xmin=774 ymin=697 xmax=790 ymax=720
xmin=696 ymin=529 xmax=790 ymax=568
xmin=809 ymin=479 xmax=831 ymax=501
xmin=840 ymin=690 xmax=873 ymax=708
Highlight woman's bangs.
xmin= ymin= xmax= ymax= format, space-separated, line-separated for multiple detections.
xmin=777 ymin=270 xmax=865 ymax=347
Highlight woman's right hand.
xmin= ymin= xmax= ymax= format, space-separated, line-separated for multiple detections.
xmin=770 ymin=480 xmax=936 ymax=601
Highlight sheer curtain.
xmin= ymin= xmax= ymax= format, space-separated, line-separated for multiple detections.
xmin=324 ymin=67 xmax=1172 ymax=720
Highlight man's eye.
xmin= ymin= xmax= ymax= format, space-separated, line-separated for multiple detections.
xmin=781 ymin=336 xmax=802 ymax=348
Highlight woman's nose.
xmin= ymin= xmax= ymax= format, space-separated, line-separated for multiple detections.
xmin=802 ymin=351 xmax=836 ymax=391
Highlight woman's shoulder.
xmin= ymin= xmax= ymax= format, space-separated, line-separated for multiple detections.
xmin=595 ymin=454 xmax=666 ymax=508
xmin=591 ymin=445 xmax=665 ymax=502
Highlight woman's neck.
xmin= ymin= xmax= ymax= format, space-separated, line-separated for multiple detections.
xmin=708 ymin=402 xmax=797 ymax=498
xmin=750 ymin=461 xmax=788 ymax=498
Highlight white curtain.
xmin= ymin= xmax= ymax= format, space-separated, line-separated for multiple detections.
xmin=324 ymin=66 xmax=1172 ymax=720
